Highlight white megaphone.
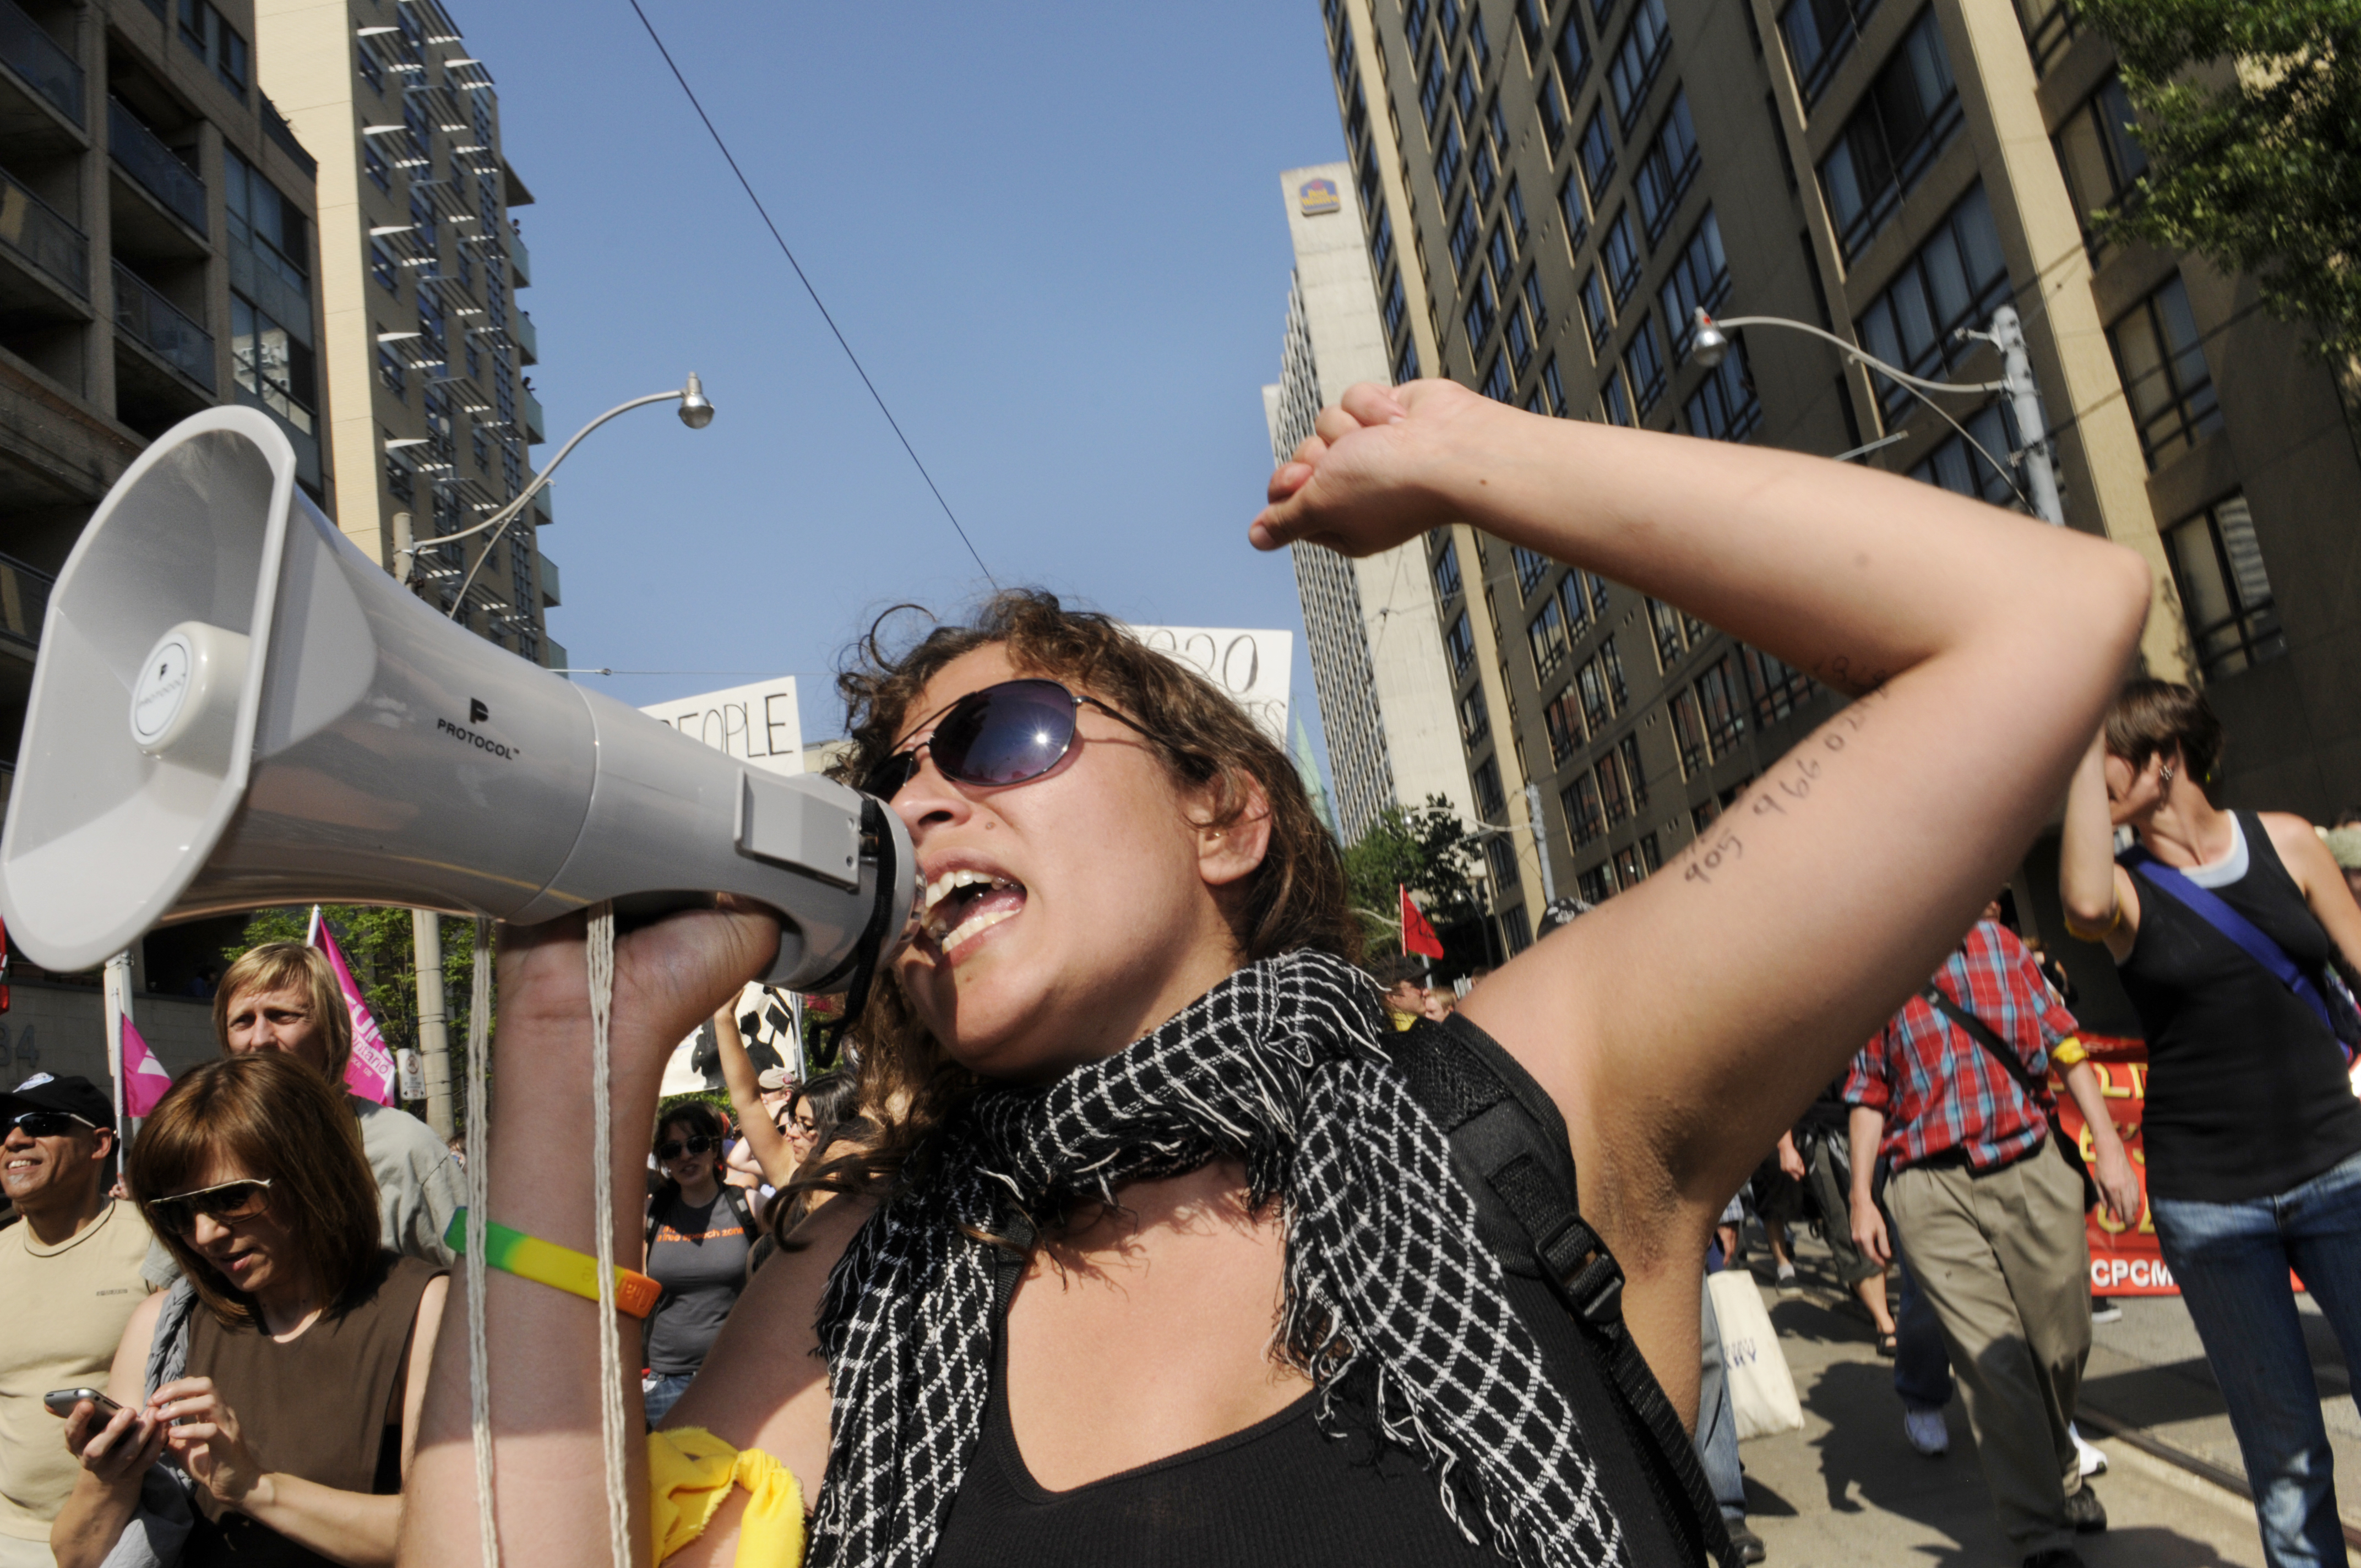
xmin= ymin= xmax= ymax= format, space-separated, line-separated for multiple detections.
xmin=0 ymin=407 xmax=916 ymax=990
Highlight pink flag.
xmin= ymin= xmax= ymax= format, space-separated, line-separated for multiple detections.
xmin=312 ymin=912 xmax=395 ymax=1106
xmin=122 ymin=1018 xmax=173 ymax=1118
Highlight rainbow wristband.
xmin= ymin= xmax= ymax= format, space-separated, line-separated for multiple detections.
xmin=444 ymin=1209 xmax=663 ymax=1319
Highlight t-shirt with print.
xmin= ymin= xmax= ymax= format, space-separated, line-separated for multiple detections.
xmin=0 ymin=1201 xmax=157 ymax=1540
xmin=643 ymin=1191 xmax=752 ymax=1378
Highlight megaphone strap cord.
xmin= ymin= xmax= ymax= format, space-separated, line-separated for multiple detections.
xmin=464 ymin=918 xmax=498 ymax=1568
xmin=584 ymin=903 xmax=634 ymax=1568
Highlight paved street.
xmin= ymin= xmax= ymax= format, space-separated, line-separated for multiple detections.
xmin=1724 ymin=1234 xmax=2358 ymax=1566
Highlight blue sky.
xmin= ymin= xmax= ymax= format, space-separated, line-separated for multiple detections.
xmin=460 ymin=1 xmax=1348 ymax=760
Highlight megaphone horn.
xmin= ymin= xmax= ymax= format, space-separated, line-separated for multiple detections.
xmin=0 ymin=407 xmax=915 ymax=989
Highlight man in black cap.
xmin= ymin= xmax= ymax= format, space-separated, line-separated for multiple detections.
xmin=0 ymin=1075 xmax=155 ymax=1567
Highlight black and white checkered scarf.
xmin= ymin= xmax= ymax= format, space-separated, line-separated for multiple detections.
xmin=804 ymin=947 xmax=1625 ymax=1568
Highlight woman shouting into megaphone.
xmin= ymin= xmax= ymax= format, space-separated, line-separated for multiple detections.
xmin=401 ymin=378 xmax=2151 ymax=1567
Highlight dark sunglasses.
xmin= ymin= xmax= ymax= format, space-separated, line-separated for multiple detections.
xmin=656 ymin=1135 xmax=716 ymax=1161
xmin=862 ymin=678 xmax=1156 ymax=802
xmin=144 ymin=1177 xmax=274 ymax=1237
xmin=7 ymin=1110 xmax=97 ymax=1140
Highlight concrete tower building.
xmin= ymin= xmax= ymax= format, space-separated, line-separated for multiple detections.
xmin=1263 ymin=161 xmax=1473 ymax=849
xmin=1312 ymin=0 xmax=2361 ymax=962
xmin=257 ymin=0 xmax=560 ymax=668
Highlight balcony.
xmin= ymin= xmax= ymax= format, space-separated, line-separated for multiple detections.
xmin=113 ymin=259 xmax=213 ymax=389
xmin=1 ymin=549 xmax=53 ymax=658
xmin=505 ymin=226 xmax=529 ymax=287
xmin=109 ymin=96 xmax=206 ymax=237
xmin=512 ymin=306 xmax=536 ymax=364
xmin=537 ymin=551 xmax=559 ymax=607
xmin=0 ymin=0 xmax=79 ymax=126
xmin=520 ymin=384 xmax=544 ymax=444
xmin=529 ymin=483 xmax=553 ymax=527
xmin=0 ymin=161 xmax=87 ymax=300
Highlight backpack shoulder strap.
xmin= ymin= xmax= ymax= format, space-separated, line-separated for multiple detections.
xmin=2124 ymin=845 xmax=2337 ymax=1034
xmin=1390 ymin=1015 xmax=1740 ymax=1568
xmin=722 ymin=1184 xmax=757 ymax=1239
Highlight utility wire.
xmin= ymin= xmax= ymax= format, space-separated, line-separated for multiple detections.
xmin=623 ymin=0 xmax=997 ymax=587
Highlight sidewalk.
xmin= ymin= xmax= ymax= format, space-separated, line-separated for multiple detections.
xmin=1726 ymin=1242 xmax=2308 ymax=1566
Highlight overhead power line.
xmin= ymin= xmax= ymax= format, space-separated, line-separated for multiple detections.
xmin=623 ymin=0 xmax=997 ymax=586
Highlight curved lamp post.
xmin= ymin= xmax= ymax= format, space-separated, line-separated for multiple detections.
xmin=1689 ymin=305 xmax=2061 ymax=526
xmin=397 ymin=371 xmax=717 ymax=618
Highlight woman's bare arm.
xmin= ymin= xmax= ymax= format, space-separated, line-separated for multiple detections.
xmin=2060 ymin=734 xmax=2140 ymax=959
xmin=51 ymin=1292 xmax=168 ymax=1568
xmin=400 ymin=907 xmax=779 ymax=1568
xmin=2261 ymin=814 xmax=2361 ymax=980
xmin=711 ymin=1005 xmax=796 ymax=1188
xmin=1256 ymin=380 xmax=2150 ymax=1402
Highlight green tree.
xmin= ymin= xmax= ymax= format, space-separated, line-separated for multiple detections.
xmin=224 ymin=907 xmax=487 ymax=1127
xmin=2082 ymin=0 xmax=2361 ymax=362
xmin=1340 ymin=794 xmax=1483 ymax=956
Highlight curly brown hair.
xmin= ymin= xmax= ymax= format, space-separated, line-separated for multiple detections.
xmin=786 ymin=590 xmax=1361 ymax=1220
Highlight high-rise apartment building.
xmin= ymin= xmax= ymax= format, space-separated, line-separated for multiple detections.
xmin=1264 ymin=161 xmax=1473 ymax=847
xmin=1316 ymin=0 xmax=2361 ymax=952
xmin=0 ymin=0 xmax=333 ymax=1066
xmin=257 ymin=0 xmax=560 ymax=668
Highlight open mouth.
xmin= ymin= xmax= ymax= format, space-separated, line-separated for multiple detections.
xmin=920 ymin=867 xmax=1028 ymax=955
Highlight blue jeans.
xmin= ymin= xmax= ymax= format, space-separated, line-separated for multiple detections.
xmin=1697 ymin=1275 xmax=1745 ymax=1525
xmin=643 ymin=1370 xmax=696 ymax=1426
xmin=2151 ymin=1150 xmax=2361 ymax=1568
xmin=1892 ymin=1258 xmax=1956 ymax=1414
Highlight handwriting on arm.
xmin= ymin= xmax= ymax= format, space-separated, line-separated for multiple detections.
xmin=1680 ymin=682 xmax=1889 ymax=886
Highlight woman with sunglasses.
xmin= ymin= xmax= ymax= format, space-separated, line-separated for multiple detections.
xmin=406 ymin=378 xmax=2152 ymax=1566
xmin=641 ymin=1103 xmax=754 ymax=1425
xmin=53 ymin=1054 xmax=444 ymax=1568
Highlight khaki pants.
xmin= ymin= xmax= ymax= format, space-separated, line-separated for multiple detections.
xmin=1886 ymin=1144 xmax=2092 ymax=1556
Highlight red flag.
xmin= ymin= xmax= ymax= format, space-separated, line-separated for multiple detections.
xmin=1401 ymin=885 xmax=1444 ymax=960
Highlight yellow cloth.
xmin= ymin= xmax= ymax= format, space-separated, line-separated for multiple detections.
xmin=648 ymin=1427 xmax=805 ymax=1566
xmin=2050 ymin=1036 xmax=2089 ymax=1069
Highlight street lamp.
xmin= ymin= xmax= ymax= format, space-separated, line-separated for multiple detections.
xmin=1689 ymin=305 xmax=2061 ymax=526
xmin=396 ymin=372 xmax=719 ymax=617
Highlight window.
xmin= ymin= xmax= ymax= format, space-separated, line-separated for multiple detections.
xmin=1580 ymin=268 xmax=1613 ymax=349
xmin=1370 ymin=205 xmax=1396 ymax=277
xmin=1460 ymin=684 xmax=1492 ymax=743
xmin=2163 ymin=493 xmax=2284 ymax=677
xmin=1505 ymin=300 xmax=1535 ymax=370
xmin=1446 ymin=610 xmax=1477 ymax=673
xmin=1577 ymin=863 xmax=1614 ymax=903
xmin=1649 ymin=597 xmax=1688 ymax=667
xmin=1607 ymin=0 xmax=1672 ymax=128
xmin=358 ymin=40 xmax=384 ymax=94
xmin=1450 ymin=199 xmax=1481 ymax=276
xmin=1660 ymin=210 xmax=1729 ymax=356
xmin=1853 ymin=184 xmax=2010 ymax=422
xmin=1742 ymin=645 xmax=1814 ymax=726
xmin=417 ymin=292 xmax=448 ymax=365
xmin=1433 ymin=542 xmax=1464 ymax=600
xmin=1407 ymin=0 xmax=1432 ymax=52
xmin=1602 ymin=370 xmax=1635 ymax=426
xmin=1505 ymin=178 xmax=1528 ymax=243
xmin=1559 ymin=172 xmax=1591 ymax=251
xmin=1382 ymin=271 xmax=1408 ymax=341
xmin=1558 ymin=569 xmax=1596 ymax=634
xmin=1670 ymin=687 xmax=1711 ymax=774
xmin=423 ymin=385 xmax=454 ymax=460
xmin=1577 ymin=107 xmax=1617 ymax=211
xmin=1474 ymin=758 xmax=1508 ymax=820
xmin=181 ymin=0 xmax=249 ymax=96
xmin=231 ymin=295 xmax=317 ymax=429
xmin=1394 ymin=336 xmax=1421 ymax=385
xmin=1557 ymin=17 xmax=1592 ymax=91
xmin=1517 ymin=0 xmax=1548 ymax=53
xmin=1614 ymin=843 xmax=1649 ymax=888
xmin=2013 ymin=0 xmax=2078 ymax=77
xmin=1513 ymin=543 xmax=1553 ymax=596
xmin=1565 ymin=774 xmax=1608 ymax=848
xmin=1436 ymin=115 xmax=1466 ymax=193
xmin=1818 ymin=9 xmax=1960 ymax=259
xmin=1625 ymin=314 xmax=1669 ymax=413
xmin=1543 ymin=355 xmax=1569 ymax=415
xmin=1684 ymin=340 xmax=1762 ymax=442
xmin=1602 ymin=208 xmax=1642 ymax=302
xmin=1575 ymin=649 xmax=1619 ymax=732
xmin=1640 ymin=832 xmax=1663 ymax=874
xmin=1633 ymin=91 xmax=1701 ymax=242
xmin=1528 ymin=595 xmax=1571 ymax=678
xmin=1539 ymin=74 xmax=1570 ymax=149
xmin=376 ymin=336 xmax=406 ymax=395
xmin=1454 ymin=58 xmax=1478 ymax=118
xmin=371 ymin=241 xmax=399 ymax=294
xmin=1482 ymin=353 xmax=1515 ymax=401
xmin=225 ymin=150 xmax=309 ymax=289
xmin=365 ymin=140 xmax=390 ymax=192
xmin=1600 ymin=636 xmax=1628 ymax=705
xmin=1544 ymin=686 xmax=1585 ymax=761
xmin=2109 ymin=274 xmax=2222 ymax=467
xmin=1909 ymin=403 xmax=2017 ymax=507
xmin=1488 ymin=224 xmax=1515 ymax=290
xmin=1421 ymin=47 xmax=1449 ymax=128
xmin=384 ymin=444 xmax=414 ymax=503
xmin=471 ymin=419 xmax=489 ymax=469
xmin=1778 ymin=0 xmax=1878 ymax=105
xmin=1696 ymin=654 xmax=1745 ymax=748
xmin=1472 ymin=137 xmax=1498 ymax=200
xmin=2054 ymin=75 xmax=2146 ymax=235
xmin=1598 ymin=749 xmax=1635 ymax=826
xmin=1620 ymin=734 xmax=1649 ymax=810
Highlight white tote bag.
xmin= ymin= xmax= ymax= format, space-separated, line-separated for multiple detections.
xmin=1706 ymin=1270 xmax=1805 ymax=1441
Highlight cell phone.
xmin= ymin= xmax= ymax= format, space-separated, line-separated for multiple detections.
xmin=42 ymin=1389 xmax=122 ymax=1419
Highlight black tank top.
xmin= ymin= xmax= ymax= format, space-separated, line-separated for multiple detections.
xmin=2118 ymin=812 xmax=2361 ymax=1202
xmin=931 ymin=1293 xmax=1509 ymax=1568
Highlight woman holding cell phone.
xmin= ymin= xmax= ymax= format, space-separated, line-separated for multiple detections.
xmin=50 ymin=1054 xmax=447 ymax=1568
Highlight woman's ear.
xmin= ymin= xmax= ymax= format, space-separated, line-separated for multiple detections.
xmin=1193 ymin=775 xmax=1274 ymax=891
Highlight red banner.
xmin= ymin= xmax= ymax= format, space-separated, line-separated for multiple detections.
xmin=2051 ymin=1035 xmax=2180 ymax=1295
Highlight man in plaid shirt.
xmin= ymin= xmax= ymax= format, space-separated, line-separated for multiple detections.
xmin=1845 ymin=902 xmax=2138 ymax=1568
